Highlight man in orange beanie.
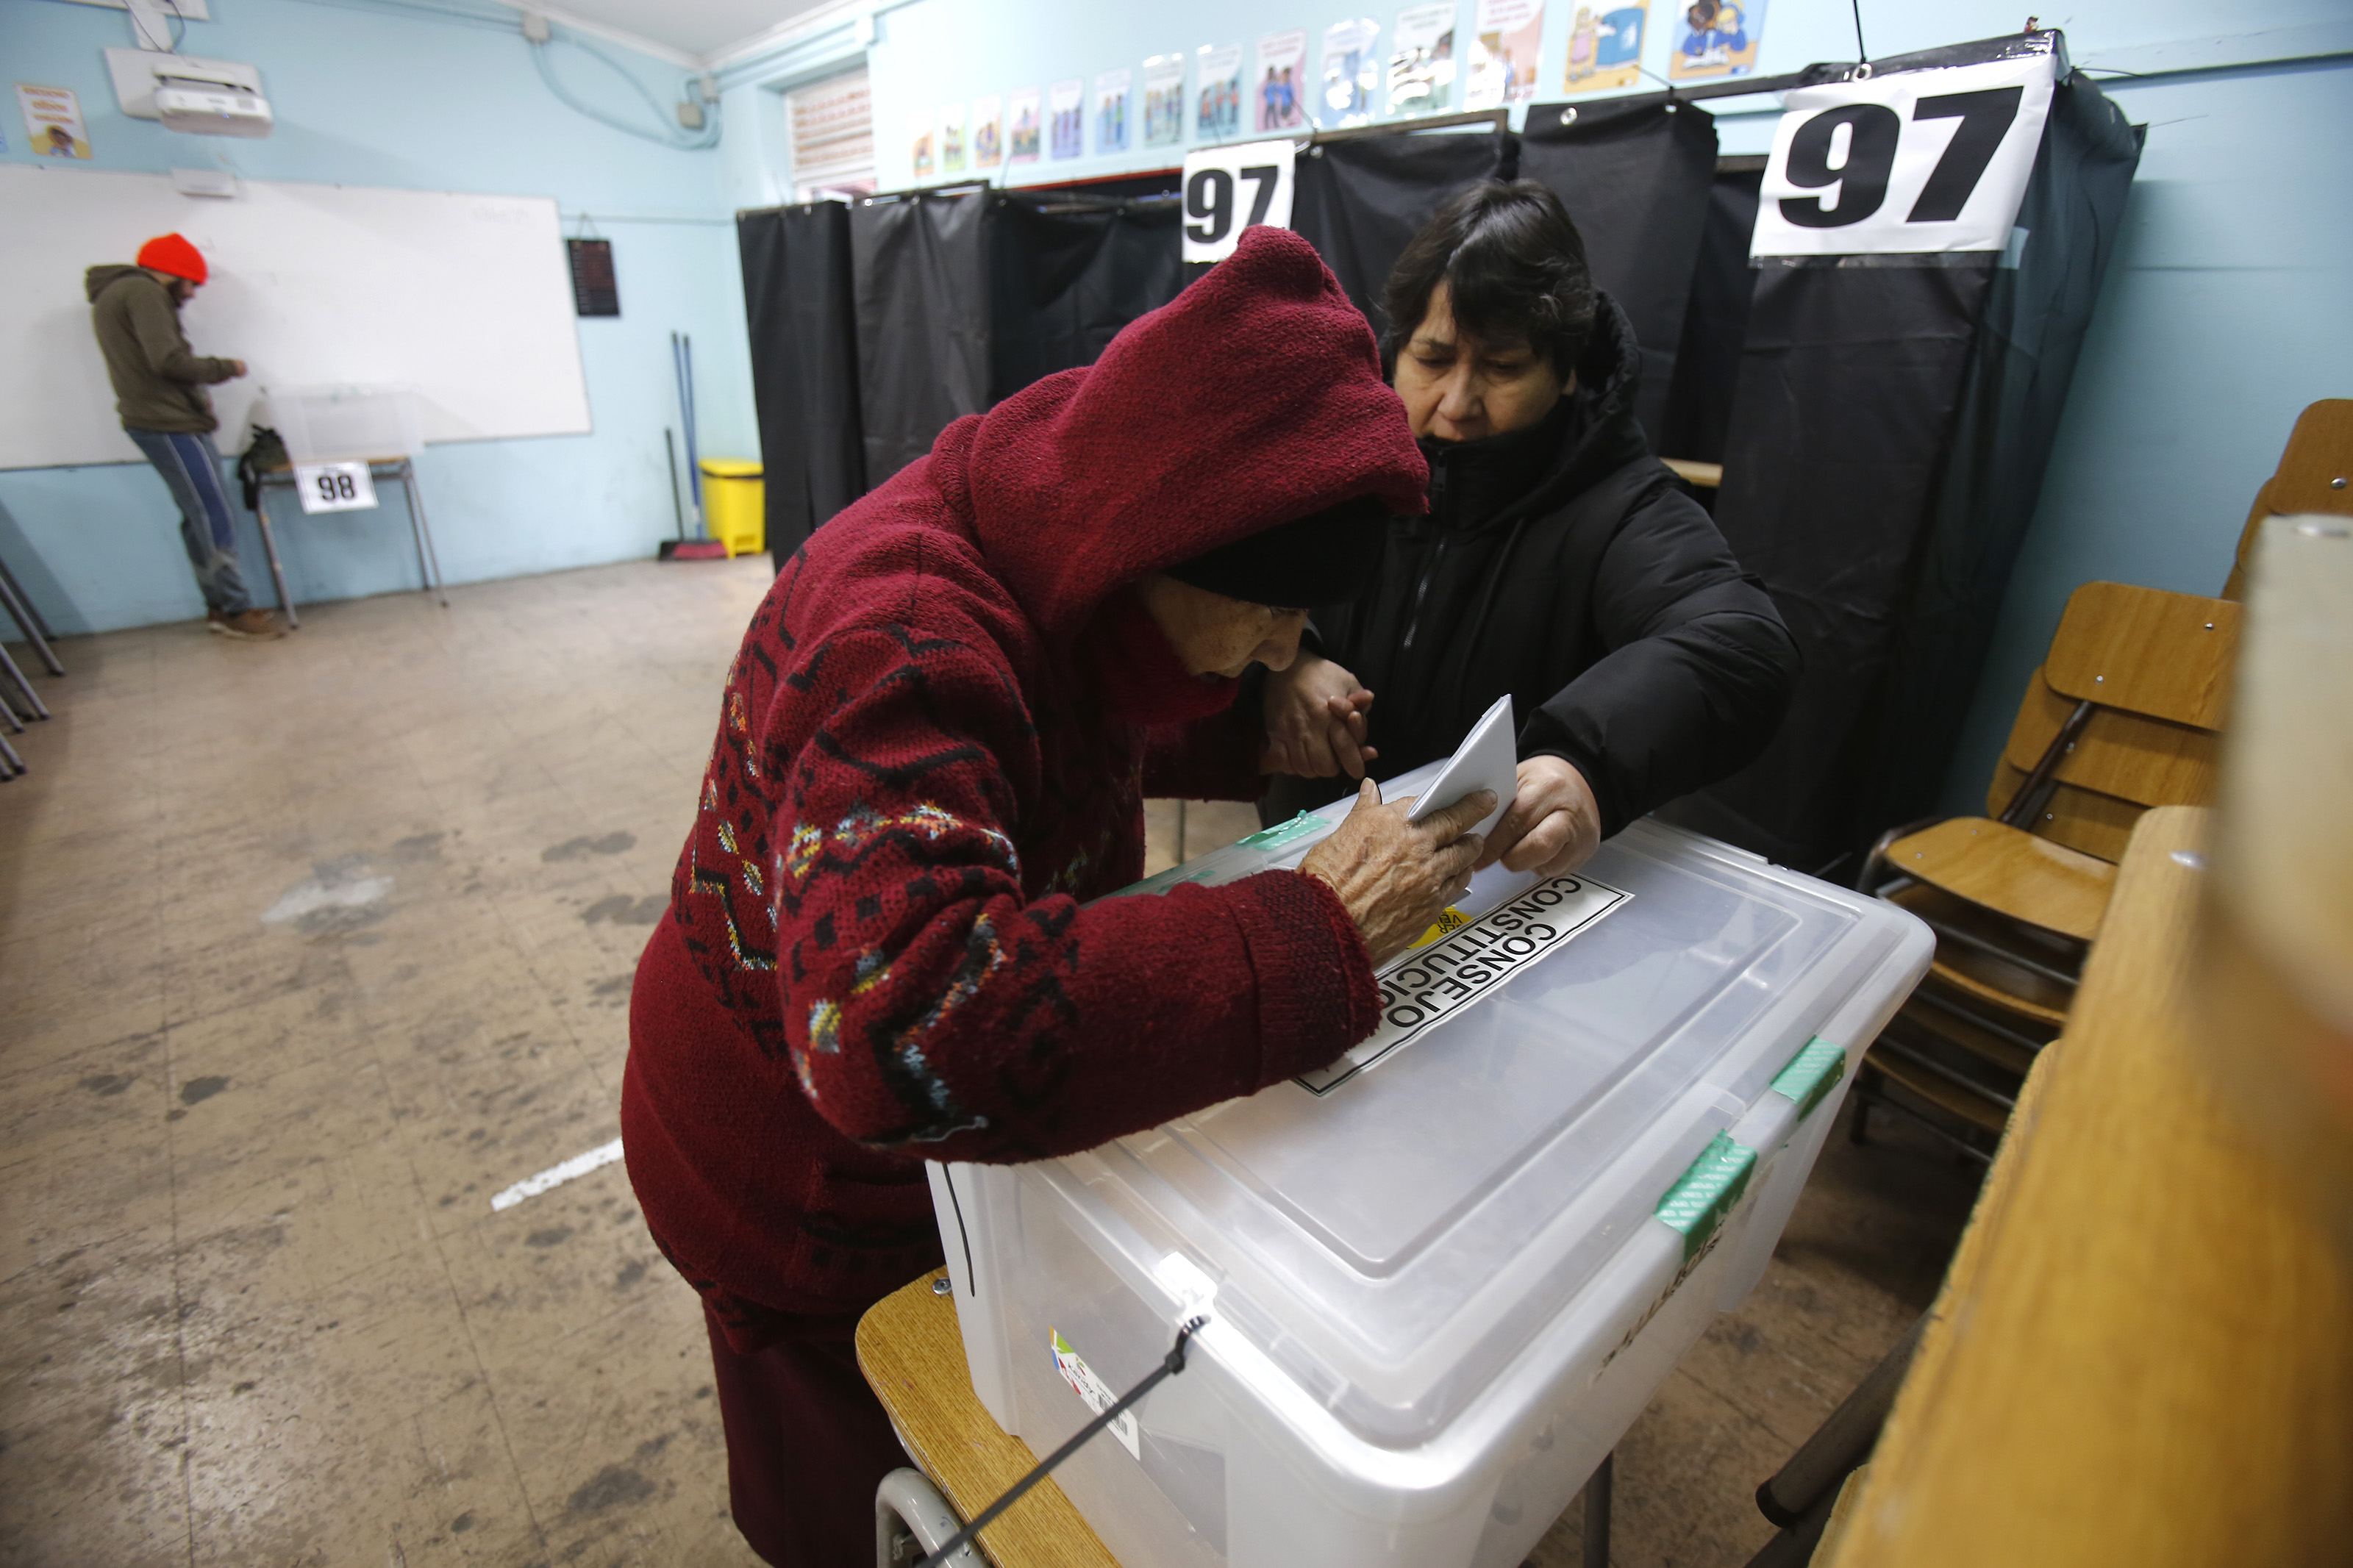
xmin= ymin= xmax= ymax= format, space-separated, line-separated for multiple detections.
xmin=87 ymin=234 xmax=285 ymax=640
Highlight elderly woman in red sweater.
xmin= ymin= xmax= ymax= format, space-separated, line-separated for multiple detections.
xmin=621 ymin=228 xmax=1490 ymax=1566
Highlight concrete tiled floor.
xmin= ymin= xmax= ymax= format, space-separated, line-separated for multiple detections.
xmin=0 ymin=559 xmax=1979 ymax=1567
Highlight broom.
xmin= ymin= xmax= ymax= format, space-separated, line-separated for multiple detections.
xmin=660 ymin=330 xmax=727 ymax=561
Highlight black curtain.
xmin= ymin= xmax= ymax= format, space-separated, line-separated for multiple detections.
xmin=1288 ymin=128 xmax=1515 ymax=340
xmin=988 ymin=190 xmax=1185 ymax=404
xmin=849 ymin=189 xmax=991 ymax=486
xmin=1667 ymin=261 xmax=1997 ymax=868
xmin=737 ymin=202 xmax=865 ymax=567
xmin=1656 ymin=163 xmax=1763 ymax=465
xmin=1519 ymin=99 xmax=1718 ymax=444
xmin=1843 ymin=73 xmax=2143 ymax=845
xmin=1665 ymin=47 xmax=2138 ymax=872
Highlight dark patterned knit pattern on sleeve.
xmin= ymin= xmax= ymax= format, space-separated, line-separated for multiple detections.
xmin=621 ymin=228 xmax=1432 ymax=1347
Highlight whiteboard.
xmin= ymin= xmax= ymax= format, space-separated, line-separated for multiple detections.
xmin=0 ymin=164 xmax=592 ymax=470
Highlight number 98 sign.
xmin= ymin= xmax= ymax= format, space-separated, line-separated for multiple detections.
xmin=1179 ymin=140 xmax=1297 ymax=265
xmin=293 ymin=460 xmax=379 ymax=515
xmin=1752 ymin=52 xmax=2055 ymax=259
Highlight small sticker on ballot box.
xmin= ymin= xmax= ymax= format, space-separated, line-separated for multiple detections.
xmin=1051 ymin=1329 xmax=1141 ymax=1460
xmin=1296 ymin=873 xmax=1632 ymax=1095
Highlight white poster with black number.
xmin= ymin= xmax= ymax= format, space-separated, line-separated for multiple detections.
xmin=294 ymin=460 xmax=377 ymax=515
xmin=1751 ymin=51 xmax=2056 ymax=259
xmin=1179 ymin=139 xmax=1296 ymax=265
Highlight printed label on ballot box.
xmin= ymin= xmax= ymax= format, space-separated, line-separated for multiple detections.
xmin=1297 ymin=873 xmax=1632 ymax=1095
xmin=293 ymin=461 xmax=378 ymax=515
xmin=1050 ymin=1329 xmax=1140 ymax=1459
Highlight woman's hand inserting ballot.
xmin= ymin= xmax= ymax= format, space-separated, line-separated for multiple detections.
xmin=1261 ymin=652 xmax=1378 ymax=778
xmin=1301 ymin=780 xmax=1493 ymax=967
xmin=1475 ymin=756 xmax=1602 ymax=881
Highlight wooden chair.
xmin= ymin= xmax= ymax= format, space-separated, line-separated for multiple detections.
xmin=1852 ymin=581 xmax=2238 ymax=1156
xmin=2222 ymin=398 xmax=2353 ymax=600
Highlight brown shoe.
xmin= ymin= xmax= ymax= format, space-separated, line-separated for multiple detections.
xmin=207 ymin=609 xmax=287 ymax=640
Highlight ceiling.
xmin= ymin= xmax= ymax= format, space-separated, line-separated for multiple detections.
xmin=540 ymin=0 xmax=839 ymax=62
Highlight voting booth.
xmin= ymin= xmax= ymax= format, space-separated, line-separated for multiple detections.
xmin=928 ymin=759 xmax=1930 ymax=1568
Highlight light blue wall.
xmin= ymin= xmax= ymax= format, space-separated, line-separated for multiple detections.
xmin=818 ymin=0 xmax=2350 ymax=812
xmin=0 ymin=0 xmax=757 ymax=634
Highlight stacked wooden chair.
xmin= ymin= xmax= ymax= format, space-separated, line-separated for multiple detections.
xmin=1852 ymin=583 xmax=2236 ymax=1156
xmin=1852 ymin=398 xmax=2352 ymax=1159
xmin=2222 ymin=398 xmax=2353 ymax=600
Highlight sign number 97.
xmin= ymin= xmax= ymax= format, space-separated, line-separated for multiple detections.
xmin=1779 ymin=87 xmax=2022 ymax=229
xmin=1178 ymin=140 xmax=1296 ymax=264
xmin=1751 ymin=52 xmax=2056 ymax=259
xmin=1186 ymin=165 xmax=1283 ymax=246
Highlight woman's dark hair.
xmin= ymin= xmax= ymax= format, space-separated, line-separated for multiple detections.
xmin=1379 ymin=180 xmax=1596 ymax=376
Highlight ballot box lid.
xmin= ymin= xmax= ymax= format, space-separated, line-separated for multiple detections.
xmin=1079 ymin=784 xmax=1926 ymax=1447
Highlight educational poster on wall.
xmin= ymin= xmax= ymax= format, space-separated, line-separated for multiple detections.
xmin=1668 ymin=0 xmax=1763 ymax=80
xmin=938 ymin=103 xmax=968 ymax=175
xmin=1008 ymin=87 xmax=1042 ymax=162
xmin=971 ymin=94 xmax=1004 ymax=167
xmin=1467 ymin=0 xmax=1543 ymax=107
xmin=910 ymin=110 xmax=935 ymax=180
xmin=1095 ymin=69 xmax=1131 ymax=154
xmin=1320 ymin=19 xmax=1381 ymax=126
xmin=1388 ymin=5 xmax=1458 ymax=118
xmin=1049 ymin=78 xmax=1084 ymax=159
xmin=1562 ymin=3 xmax=1649 ymax=92
xmin=1196 ymin=45 xmax=1243 ymax=141
xmin=1143 ymin=54 xmax=1187 ymax=147
xmin=1254 ymin=29 xmax=1308 ymax=132
xmin=1751 ymin=51 xmax=2056 ymax=257
xmin=17 ymin=84 xmax=90 ymax=159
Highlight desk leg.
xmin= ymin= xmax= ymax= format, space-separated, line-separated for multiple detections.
xmin=0 ymin=642 xmax=49 ymax=721
xmin=400 ymin=462 xmax=449 ymax=608
xmin=254 ymin=488 xmax=300 ymax=630
xmin=1583 ymin=1450 xmax=1613 ymax=1568
xmin=0 ymin=562 xmax=63 ymax=677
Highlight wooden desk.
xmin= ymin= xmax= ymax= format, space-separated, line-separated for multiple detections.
xmin=1824 ymin=806 xmax=2353 ymax=1567
xmin=858 ymin=1269 xmax=1118 ymax=1568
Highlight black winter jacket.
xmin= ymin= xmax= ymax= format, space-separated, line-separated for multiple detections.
xmin=1266 ymin=293 xmax=1800 ymax=837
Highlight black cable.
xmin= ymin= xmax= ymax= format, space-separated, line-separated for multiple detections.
xmin=1850 ymin=0 xmax=1868 ymax=63
xmin=941 ymin=1167 xmax=976 ymax=1301
xmin=915 ymin=1317 xmax=1210 ymax=1566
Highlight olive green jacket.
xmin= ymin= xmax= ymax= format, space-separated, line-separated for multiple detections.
xmin=86 ymin=265 xmax=238 ymax=434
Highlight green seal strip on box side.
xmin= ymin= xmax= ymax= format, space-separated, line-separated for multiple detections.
xmin=1654 ymin=1131 xmax=1758 ymax=1261
xmin=1238 ymin=811 xmax=1325 ymax=851
xmin=1769 ymin=1036 xmax=1848 ymax=1123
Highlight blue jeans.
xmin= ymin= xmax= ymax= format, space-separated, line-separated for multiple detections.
xmin=124 ymin=427 xmax=252 ymax=615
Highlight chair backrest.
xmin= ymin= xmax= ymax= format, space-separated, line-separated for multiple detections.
xmin=1987 ymin=583 xmax=2238 ymax=862
xmin=2224 ymin=398 xmax=2353 ymax=600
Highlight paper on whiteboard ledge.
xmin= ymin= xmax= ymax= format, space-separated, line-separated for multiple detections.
xmin=1404 ymin=692 xmax=1517 ymax=840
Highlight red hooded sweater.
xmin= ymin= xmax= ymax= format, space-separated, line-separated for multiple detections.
xmin=621 ymin=229 xmax=1429 ymax=1347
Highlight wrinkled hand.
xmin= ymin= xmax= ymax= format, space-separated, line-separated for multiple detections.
xmin=1476 ymin=755 xmax=1602 ymax=880
xmin=1260 ymin=653 xmax=1377 ymax=779
xmin=1300 ymin=778 xmax=1493 ymax=967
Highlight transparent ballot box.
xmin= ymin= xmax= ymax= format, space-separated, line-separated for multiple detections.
xmin=262 ymin=385 xmax=425 ymax=463
xmin=929 ymin=760 xmax=1931 ymax=1568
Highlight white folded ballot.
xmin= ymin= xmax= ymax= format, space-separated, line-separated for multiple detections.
xmin=1404 ymin=691 xmax=1518 ymax=839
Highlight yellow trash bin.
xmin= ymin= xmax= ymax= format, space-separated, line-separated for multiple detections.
xmin=699 ymin=459 xmax=765 ymax=557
